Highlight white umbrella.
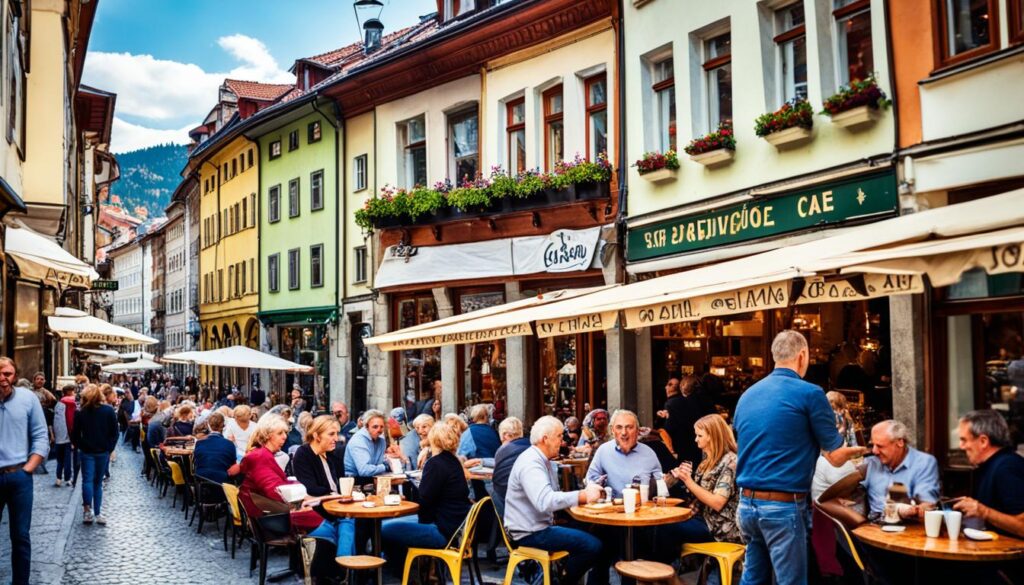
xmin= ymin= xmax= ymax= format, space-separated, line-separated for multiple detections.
xmin=162 ymin=345 xmax=314 ymax=373
xmin=48 ymin=308 xmax=158 ymax=346
xmin=102 ymin=358 xmax=164 ymax=373
xmin=119 ymin=351 xmax=156 ymax=361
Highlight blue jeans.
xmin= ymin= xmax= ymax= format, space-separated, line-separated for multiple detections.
xmin=55 ymin=443 xmax=74 ymax=481
xmin=381 ymin=517 xmax=448 ymax=573
xmin=515 ymin=525 xmax=603 ymax=585
xmin=80 ymin=452 xmax=109 ymax=516
xmin=0 ymin=468 xmax=34 ymax=584
xmin=738 ymin=496 xmax=808 ymax=585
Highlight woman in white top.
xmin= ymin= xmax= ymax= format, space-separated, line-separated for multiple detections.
xmin=224 ymin=404 xmax=254 ymax=461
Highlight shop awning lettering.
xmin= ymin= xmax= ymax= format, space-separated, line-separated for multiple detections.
xmin=536 ymin=311 xmax=617 ymax=338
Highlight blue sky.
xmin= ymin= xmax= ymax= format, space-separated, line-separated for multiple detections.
xmin=84 ymin=0 xmax=437 ymax=152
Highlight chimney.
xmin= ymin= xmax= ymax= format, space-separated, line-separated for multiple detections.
xmin=364 ymin=18 xmax=384 ymax=53
xmin=354 ymin=0 xmax=386 ymax=54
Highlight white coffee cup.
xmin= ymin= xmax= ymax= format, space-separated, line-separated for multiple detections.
xmin=338 ymin=477 xmax=355 ymax=497
xmin=388 ymin=457 xmax=404 ymax=475
xmin=945 ymin=510 xmax=962 ymax=541
xmin=638 ymin=484 xmax=650 ymax=504
xmin=622 ymin=488 xmax=638 ymax=514
xmin=924 ymin=510 xmax=943 ymax=538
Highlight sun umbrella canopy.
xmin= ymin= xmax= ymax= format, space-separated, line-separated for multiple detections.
xmin=162 ymin=345 xmax=314 ymax=373
xmin=48 ymin=308 xmax=158 ymax=346
xmin=102 ymin=358 xmax=164 ymax=373
xmin=5 ymin=226 xmax=99 ymax=288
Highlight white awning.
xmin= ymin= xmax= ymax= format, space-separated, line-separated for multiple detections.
xmin=119 ymin=351 xmax=156 ymax=361
xmin=102 ymin=358 xmax=164 ymax=373
xmin=48 ymin=308 xmax=158 ymax=345
xmin=161 ymin=345 xmax=314 ymax=373
xmin=5 ymin=226 xmax=99 ymax=288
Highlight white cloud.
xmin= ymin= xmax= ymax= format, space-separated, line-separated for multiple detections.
xmin=83 ymin=34 xmax=293 ymax=151
xmin=110 ymin=117 xmax=192 ymax=153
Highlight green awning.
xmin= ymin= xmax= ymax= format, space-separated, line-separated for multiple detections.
xmin=257 ymin=306 xmax=337 ymax=326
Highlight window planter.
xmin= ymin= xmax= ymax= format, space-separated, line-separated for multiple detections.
xmin=640 ymin=168 xmax=678 ymax=184
xmin=762 ymin=126 xmax=813 ymax=148
xmin=689 ymin=148 xmax=734 ymax=167
xmin=829 ymin=105 xmax=882 ymax=130
xmin=574 ymin=180 xmax=611 ymax=201
xmin=545 ymin=186 xmax=576 ymax=206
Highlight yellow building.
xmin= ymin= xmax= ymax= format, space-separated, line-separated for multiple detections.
xmin=186 ymin=80 xmax=292 ymax=388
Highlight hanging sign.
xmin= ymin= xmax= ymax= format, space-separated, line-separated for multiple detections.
xmin=627 ymin=171 xmax=898 ymax=262
xmin=513 ymin=227 xmax=602 ymax=274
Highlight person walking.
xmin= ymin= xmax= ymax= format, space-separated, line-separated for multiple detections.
xmin=52 ymin=384 xmax=78 ymax=487
xmin=0 ymin=357 xmax=49 ymax=585
xmin=734 ymin=331 xmax=866 ymax=585
xmin=72 ymin=384 xmax=119 ymax=525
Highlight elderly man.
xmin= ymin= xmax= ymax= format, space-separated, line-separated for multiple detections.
xmin=954 ymin=410 xmax=1024 ymax=537
xmin=860 ymin=420 xmax=939 ymax=517
xmin=734 ymin=331 xmax=866 ymax=585
xmin=505 ymin=416 xmax=604 ymax=585
xmin=586 ymin=409 xmax=663 ymax=496
xmin=0 ymin=357 xmax=49 ymax=585
xmin=343 ymin=409 xmax=404 ymax=481
xmin=458 ymin=403 xmax=501 ymax=461
xmin=401 ymin=414 xmax=434 ymax=470
xmin=332 ymin=401 xmax=357 ymax=437
xmin=492 ymin=417 xmax=530 ymax=515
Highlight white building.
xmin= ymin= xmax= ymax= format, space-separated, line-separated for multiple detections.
xmin=164 ymin=200 xmax=187 ymax=375
xmin=108 ymin=240 xmax=144 ymax=335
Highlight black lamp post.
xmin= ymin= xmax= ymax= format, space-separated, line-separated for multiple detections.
xmin=353 ymin=0 xmax=385 ymax=53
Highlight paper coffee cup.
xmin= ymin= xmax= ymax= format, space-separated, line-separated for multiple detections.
xmin=638 ymin=484 xmax=650 ymax=504
xmin=924 ymin=510 xmax=943 ymax=537
xmin=623 ymin=488 xmax=638 ymax=514
xmin=339 ymin=477 xmax=354 ymax=497
xmin=389 ymin=457 xmax=404 ymax=474
xmin=945 ymin=510 xmax=962 ymax=540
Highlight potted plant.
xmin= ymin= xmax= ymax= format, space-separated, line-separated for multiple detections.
xmin=755 ymin=99 xmax=813 ymax=148
xmin=563 ymin=153 xmax=613 ymax=200
xmin=684 ymin=121 xmax=736 ymax=167
xmin=634 ymin=150 xmax=680 ymax=183
xmin=821 ymin=75 xmax=891 ymax=129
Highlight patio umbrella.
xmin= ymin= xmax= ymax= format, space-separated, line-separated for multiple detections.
xmin=102 ymin=358 xmax=164 ymax=373
xmin=161 ymin=345 xmax=314 ymax=373
xmin=48 ymin=308 xmax=158 ymax=346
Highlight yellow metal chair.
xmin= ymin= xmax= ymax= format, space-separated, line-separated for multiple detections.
xmin=400 ymin=496 xmax=491 ymax=585
xmin=680 ymin=542 xmax=745 ymax=585
xmin=166 ymin=460 xmax=187 ymax=509
xmin=222 ymin=483 xmax=246 ymax=558
xmin=494 ymin=505 xmax=568 ymax=585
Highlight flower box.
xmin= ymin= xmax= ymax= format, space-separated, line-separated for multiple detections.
xmin=545 ymin=186 xmax=575 ymax=206
xmin=829 ymin=105 xmax=881 ymax=130
xmin=640 ymin=168 xmax=678 ymax=183
xmin=575 ymin=180 xmax=611 ymax=201
xmin=763 ymin=126 xmax=813 ymax=148
xmin=689 ymin=148 xmax=734 ymax=167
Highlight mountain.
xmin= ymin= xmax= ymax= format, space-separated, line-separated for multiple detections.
xmin=109 ymin=143 xmax=189 ymax=218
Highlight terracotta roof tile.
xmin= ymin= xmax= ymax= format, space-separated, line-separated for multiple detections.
xmin=302 ymin=25 xmax=419 ymax=69
xmin=223 ymin=79 xmax=294 ymax=102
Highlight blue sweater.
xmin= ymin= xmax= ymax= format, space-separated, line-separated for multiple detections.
xmin=194 ymin=433 xmax=237 ymax=484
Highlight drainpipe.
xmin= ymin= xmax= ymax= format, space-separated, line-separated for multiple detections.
xmin=614 ymin=0 xmax=628 ymax=260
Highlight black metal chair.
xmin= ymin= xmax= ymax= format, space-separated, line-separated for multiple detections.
xmin=191 ymin=475 xmax=226 ymax=533
xmin=248 ymin=512 xmax=298 ymax=585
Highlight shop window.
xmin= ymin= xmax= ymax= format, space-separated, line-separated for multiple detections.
xmin=269 ymin=140 xmax=282 ymax=160
xmin=395 ymin=296 xmax=441 ymax=413
xmin=268 ymin=254 xmax=280 ymax=293
xmin=834 ymin=0 xmax=873 ymax=84
xmin=288 ymin=248 xmax=300 ymax=290
xmin=400 ymin=116 xmax=427 ymax=188
xmin=776 ymin=3 xmax=808 ymax=104
xmin=288 ymin=178 xmax=300 ymax=218
xmin=506 ymin=98 xmax=526 ymax=174
xmin=308 ymin=120 xmax=322 ymax=144
xmin=704 ymin=32 xmax=732 ymax=131
xmin=937 ymin=0 xmax=999 ymax=66
xmin=456 ymin=290 xmax=508 ymax=411
xmin=543 ymin=85 xmax=564 ymax=171
xmin=449 ymin=107 xmax=479 ymax=183
xmin=1012 ymin=0 xmax=1024 ymax=44
xmin=310 ymin=170 xmax=324 ymax=211
xmin=651 ymin=55 xmax=676 ymax=152
xmin=310 ymin=244 xmax=323 ymax=288
xmin=279 ymin=324 xmax=330 ymax=400
xmin=585 ymin=74 xmax=608 ymax=160
xmin=289 ymin=129 xmax=300 ymax=152
xmin=268 ymin=185 xmax=281 ymax=223
xmin=354 ymin=246 xmax=368 ymax=284
xmin=354 ymin=155 xmax=368 ymax=191
xmin=13 ymin=282 xmax=40 ymax=378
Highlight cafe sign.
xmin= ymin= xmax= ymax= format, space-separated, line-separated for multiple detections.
xmin=627 ymin=171 xmax=898 ymax=262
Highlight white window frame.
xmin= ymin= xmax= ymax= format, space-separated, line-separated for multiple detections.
xmin=310 ymin=244 xmax=324 ymax=288
xmin=354 ymin=246 xmax=368 ymax=284
xmin=288 ymin=248 xmax=300 ymax=291
xmin=399 ymin=116 xmax=427 ymax=188
xmin=775 ymin=2 xmax=808 ymax=105
xmin=268 ymin=253 xmax=280 ymax=293
xmin=268 ymin=185 xmax=281 ymax=223
xmin=288 ymin=178 xmax=300 ymax=218
xmin=354 ymin=155 xmax=368 ymax=191
xmin=310 ymin=170 xmax=324 ymax=211
xmin=447 ymin=106 xmax=479 ymax=183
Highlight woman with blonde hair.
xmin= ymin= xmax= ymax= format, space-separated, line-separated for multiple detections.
xmin=826 ymin=391 xmax=858 ymax=447
xmin=224 ymin=404 xmax=253 ymax=461
xmin=660 ymin=414 xmax=742 ymax=582
xmin=72 ymin=384 xmax=118 ymax=525
xmin=292 ymin=415 xmax=344 ymax=497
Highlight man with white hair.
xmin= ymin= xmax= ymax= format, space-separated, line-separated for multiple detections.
xmin=586 ymin=409 xmax=663 ymax=496
xmin=860 ymin=420 xmax=939 ymax=517
xmin=504 ymin=416 xmax=604 ymax=585
xmin=734 ymin=330 xmax=866 ymax=585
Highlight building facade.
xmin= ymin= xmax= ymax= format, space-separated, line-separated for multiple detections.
xmin=109 ymin=241 xmax=144 ymax=335
xmin=164 ymin=200 xmax=188 ymax=378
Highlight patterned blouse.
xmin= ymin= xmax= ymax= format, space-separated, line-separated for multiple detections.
xmin=693 ymin=451 xmax=743 ymax=543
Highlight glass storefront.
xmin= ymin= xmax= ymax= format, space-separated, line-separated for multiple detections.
xmin=457 ymin=290 xmax=506 ymax=411
xmin=13 ymin=281 xmax=41 ymax=378
xmin=279 ymin=324 xmax=329 ymax=408
xmin=395 ymin=295 xmax=441 ymax=414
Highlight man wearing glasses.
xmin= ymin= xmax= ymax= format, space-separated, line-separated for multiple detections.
xmin=0 ymin=357 xmax=49 ymax=585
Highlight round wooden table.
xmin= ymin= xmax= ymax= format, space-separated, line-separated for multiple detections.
xmin=322 ymin=497 xmax=419 ymax=555
xmin=163 ymin=446 xmax=194 ymax=457
xmin=569 ymin=501 xmax=693 ymax=560
xmin=852 ymin=523 xmax=1024 ymax=562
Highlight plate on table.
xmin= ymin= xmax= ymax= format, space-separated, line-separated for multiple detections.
xmin=881 ymin=525 xmax=906 ymax=533
xmin=584 ymin=502 xmax=613 ymax=510
xmin=964 ymin=528 xmax=997 ymax=541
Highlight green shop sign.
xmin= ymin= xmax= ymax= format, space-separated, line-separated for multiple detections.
xmin=627 ymin=171 xmax=898 ymax=262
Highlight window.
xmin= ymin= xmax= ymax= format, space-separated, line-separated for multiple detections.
xmin=652 ymin=57 xmax=676 ymax=152
xmin=506 ymin=99 xmax=526 ymax=174
xmin=250 ymin=193 xmax=257 ymax=226
xmin=776 ymin=3 xmax=808 ymax=103
xmin=229 ymin=265 xmax=236 ymax=298
xmin=218 ymin=269 xmax=224 ymax=302
xmin=250 ymin=258 xmax=256 ymax=292
xmin=310 ymin=244 xmax=323 ymax=288
xmin=240 ymin=261 xmax=247 ymax=294
xmin=401 ymin=116 xmax=427 ymax=188
xmin=231 ymin=158 xmax=237 ymax=178
xmin=448 ymin=107 xmax=479 ymax=182
xmin=704 ymin=32 xmax=732 ymax=130
xmin=585 ymin=74 xmax=608 ymax=159
xmin=288 ymin=248 xmax=300 ymax=290
xmin=241 ymin=197 xmax=248 ymax=229
xmin=308 ymin=120 xmax=322 ymax=143
xmin=289 ymin=129 xmax=299 ymax=152
xmin=288 ymin=178 xmax=300 ymax=217
xmin=233 ymin=203 xmax=241 ymax=234
xmin=7 ymin=5 xmax=27 ymax=151
xmin=354 ymin=246 xmax=368 ymax=284
xmin=1013 ymin=0 xmax=1024 ymax=45
xmin=937 ymin=0 xmax=999 ymax=65
xmin=543 ymin=85 xmax=564 ymax=171
xmin=269 ymin=185 xmax=281 ymax=223
xmin=834 ymin=0 xmax=874 ymax=84
xmin=223 ymin=163 xmax=229 ymax=180
xmin=268 ymin=254 xmax=280 ymax=293
xmin=269 ymin=140 xmax=282 ymax=159
xmin=354 ymin=154 xmax=368 ymax=191
xmin=248 ymin=148 xmax=254 ymax=167
xmin=310 ymin=170 xmax=324 ymax=211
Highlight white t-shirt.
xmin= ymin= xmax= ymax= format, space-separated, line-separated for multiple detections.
xmin=811 ymin=454 xmax=857 ymax=502
xmin=224 ymin=418 xmax=254 ymax=460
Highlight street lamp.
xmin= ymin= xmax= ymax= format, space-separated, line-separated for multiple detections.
xmin=353 ymin=0 xmax=385 ymax=53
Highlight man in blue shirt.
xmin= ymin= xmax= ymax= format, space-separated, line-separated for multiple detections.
xmin=860 ymin=420 xmax=939 ymax=517
xmin=586 ymin=409 xmax=663 ymax=496
xmin=0 ymin=357 xmax=49 ymax=585
xmin=954 ymin=410 xmax=1024 ymax=538
xmin=734 ymin=331 xmax=866 ymax=585
xmin=193 ymin=413 xmax=239 ymax=484
xmin=343 ymin=410 xmax=404 ymax=482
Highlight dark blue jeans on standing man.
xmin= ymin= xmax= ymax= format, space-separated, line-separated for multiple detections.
xmin=515 ymin=525 xmax=603 ymax=585
xmin=0 ymin=468 xmax=35 ymax=585
xmin=80 ymin=452 xmax=110 ymax=515
xmin=737 ymin=495 xmax=809 ymax=585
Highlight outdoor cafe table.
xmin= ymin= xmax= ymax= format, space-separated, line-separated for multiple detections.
xmin=852 ymin=523 xmax=1024 ymax=562
xmin=321 ymin=497 xmax=419 ymax=556
xmin=569 ymin=500 xmax=693 ymax=560
xmin=162 ymin=446 xmax=194 ymax=457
